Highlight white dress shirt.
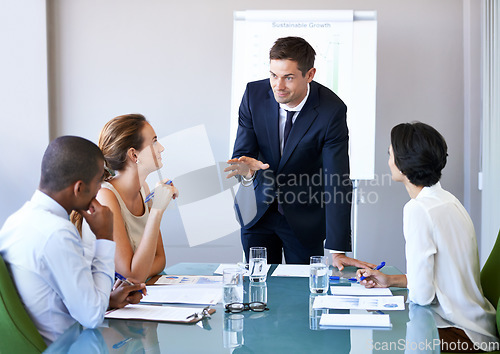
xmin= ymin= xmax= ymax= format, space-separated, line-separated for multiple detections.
xmin=0 ymin=190 xmax=116 ymax=345
xmin=404 ymin=182 xmax=499 ymax=345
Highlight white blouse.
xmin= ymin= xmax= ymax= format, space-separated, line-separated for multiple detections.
xmin=404 ymin=182 xmax=498 ymax=345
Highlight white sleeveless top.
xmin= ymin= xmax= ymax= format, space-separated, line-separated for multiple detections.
xmin=82 ymin=181 xmax=149 ymax=264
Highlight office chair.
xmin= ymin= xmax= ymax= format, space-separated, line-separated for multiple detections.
xmin=481 ymin=229 xmax=500 ymax=313
xmin=0 ymin=255 xmax=47 ymax=353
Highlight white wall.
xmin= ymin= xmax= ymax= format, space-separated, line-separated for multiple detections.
xmin=0 ymin=0 xmax=49 ymax=226
xmin=0 ymin=0 xmax=481 ymax=272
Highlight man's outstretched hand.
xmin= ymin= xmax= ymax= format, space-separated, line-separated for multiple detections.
xmin=225 ymin=156 xmax=269 ymax=179
xmin=330 ymin=253 xmax=376 ymax=271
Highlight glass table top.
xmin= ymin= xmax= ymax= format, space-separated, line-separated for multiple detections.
xmin=45 ymin=263 xmax=440 ymax=353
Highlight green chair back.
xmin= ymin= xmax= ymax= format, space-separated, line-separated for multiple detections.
xmin=0 ymin=255 xmax=47 ymax=353
xmin=480 ymin=229 xmax=500 ymax=314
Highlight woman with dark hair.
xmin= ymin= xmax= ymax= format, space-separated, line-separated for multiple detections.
xmin=81 ymin=114 xmax=177 ymax=282
xmin=358 ymin=122 xmax=498 ymax=352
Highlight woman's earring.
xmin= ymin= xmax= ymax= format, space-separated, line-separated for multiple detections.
xmin=136 ymin=159 xmax=140 ymax=165
xmin=399 ymin=170 xmax=403 ymax=174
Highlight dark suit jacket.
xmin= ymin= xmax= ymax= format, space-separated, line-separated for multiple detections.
xmin=232 ymin=79 xmax=352 ymax=251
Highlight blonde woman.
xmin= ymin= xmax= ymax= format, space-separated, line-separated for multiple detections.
xmin=83 ymin=114 xmax=177 ymax=282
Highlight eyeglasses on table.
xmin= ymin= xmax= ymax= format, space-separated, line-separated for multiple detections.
xmin=225 ymin=302 xmax=269 ymax=313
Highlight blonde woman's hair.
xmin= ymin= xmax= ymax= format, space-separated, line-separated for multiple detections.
xmin=70 ymin=113 xmax=148 ymax=234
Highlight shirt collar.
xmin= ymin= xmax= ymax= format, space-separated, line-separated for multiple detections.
xmin=32 ymin=189 xmax=71 ymax=220
xmin=415 ymin=182 xmax=442 ymax=200
xmin=279 ymin=83 xmax=310 ymax=112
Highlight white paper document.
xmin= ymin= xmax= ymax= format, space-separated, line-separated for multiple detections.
xmin=155 ymin=275 xmax=222 ymax=285
xmin=105 ymin=304 xmax=205 ymax=322
xmin=141 ymin=285 xmax=222 ymax=305
xmin=270 ymin=264 xmax=311 ymax=277
xmin=319 ymin=313 xmax=392 ymax=328
xmin=213 ymin=263 xmax=271 ymax=276
xmin=329 ymin=286 xmax=392 ymax=296
xmin=313 ymin=295 xmax=405 ymax=311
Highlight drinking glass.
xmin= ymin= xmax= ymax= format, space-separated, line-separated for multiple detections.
xmin=309 ymin=255 xmax=329 ymax=294
xmin=249 ymin=247 xmax=267 ymax=282
xmin=223 ymin=268 xmax=244 ymax=306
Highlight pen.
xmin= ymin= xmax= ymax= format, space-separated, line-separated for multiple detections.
xmin=359 ymin=261 xmax=386 ymax=281
xmin=112 ymin=337 xmax=132 ymax=349
xmin=115 ymin=272 xmax=144 ymax=294
xmin=144 ymin=180 xmax=172 ymax=203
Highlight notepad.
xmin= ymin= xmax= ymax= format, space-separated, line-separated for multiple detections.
xmin=213 ymin=263 xmax=271 ymax=276
xmin=319 ymin=313 xmax=392 ymax=328
xmin=155 ymin=275 xmax=222 ymax=285
xmin=141 ymin=285 xmax=222 ymax=305
xmin=271 ymin=264 xmax=311 ymax=277
xmin=329 ymin=285 xmax=392 ymax=296
xmin=105 ymin=304 xmax=215 ymax=323
xmin=313 ymin=295 xmax=405 ymax=311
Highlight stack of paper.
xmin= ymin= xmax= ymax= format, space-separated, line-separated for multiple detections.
xmin=270 ymin=264 xmax=312 ymax=277
xmin=213 ymin=263 xmax=271 ymax=276
xmin=319 ymin=313 xmax=392 ymax=328
xmin=154 ymin=275 xmax=222 ymax=285
xmin=329 ymin=286 xmax=392 ymax=296
xmin=106 ymin=304 xmax=210 ymax=323
xmin=313 ymin=295 xmax=405 ymax=311
xmin=141 ymin=285 xmax=222 ymax=305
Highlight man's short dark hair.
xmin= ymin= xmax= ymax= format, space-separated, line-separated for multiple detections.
xmin=269 ymin=36 xmax=316 ymax=76
xmin=390 ymin=122 xmax=448 ymax=187
xmin=39 ymin=136 xmax=104 ymax=192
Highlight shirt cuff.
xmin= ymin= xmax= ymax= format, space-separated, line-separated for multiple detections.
xmin=240 ymin=172 xmax=255 ymax=187
xmin=94 ymin=239 xmax=116 ymax=259
xmin=327 ymin=249 xmax=345 ymax=254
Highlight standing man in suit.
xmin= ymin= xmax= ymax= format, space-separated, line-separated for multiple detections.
xmin=226 ymin=36 xmax=374 ymax=268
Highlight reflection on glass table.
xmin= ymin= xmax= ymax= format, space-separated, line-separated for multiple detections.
xmin=45 ymin=263 xmax=446 ymax=354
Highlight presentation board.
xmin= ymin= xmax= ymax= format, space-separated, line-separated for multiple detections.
xmin=230 ymin=10 xmax=377 ymax=180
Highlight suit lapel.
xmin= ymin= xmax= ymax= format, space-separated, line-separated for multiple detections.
xmin=278 ymin=82 xmax=320 ymax=172
xmin=264 ymin=88 xmax=281 ymax=169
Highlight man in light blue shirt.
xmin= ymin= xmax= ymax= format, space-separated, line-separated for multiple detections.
xmin=0 ymin=136 xmax=145 ymax=345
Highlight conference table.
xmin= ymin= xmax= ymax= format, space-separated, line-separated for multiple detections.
xmin=45 ymin=263 xmax=440 ymax=353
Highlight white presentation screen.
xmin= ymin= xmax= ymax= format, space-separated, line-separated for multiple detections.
xmin=230 ymin=10 xmax=377 ymax=180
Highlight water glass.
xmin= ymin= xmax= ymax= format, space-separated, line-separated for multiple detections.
xmin=309 ymin=255 xmax=329 ymax=294
xmin=249 ymin=247 xmax=267 ymax=282
xmin=249 ymin=282 xmax=267 ymax=304
xmin=223 ymin=268 xmax=244 ymax=306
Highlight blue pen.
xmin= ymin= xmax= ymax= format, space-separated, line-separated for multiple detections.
xmin=144 ymin=180 xmax=172 ymax=203
xmin=329 ymin=276 xmax=340 ymax=280
xmin=113 ymin=337 xmax=132 ymax=349
xmin=115 ymin=272 xmax=144 ymax=294
xmin=360 ymin=261 xmax=386 ymax=281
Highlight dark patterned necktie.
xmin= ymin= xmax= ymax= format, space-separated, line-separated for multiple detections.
xmin=278 ymin=110 xmax=295 ymax=215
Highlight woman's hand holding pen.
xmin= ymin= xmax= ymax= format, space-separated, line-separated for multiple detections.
xmin=356 ymin=269 xmax=407 ymax=289
xmin=151 ymin=179 xmax=178 ymax=212
xmin=356 ymin=269 xmax=390 ymax=288
xmin=109 ymin=278 xmax=146 ymax=309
